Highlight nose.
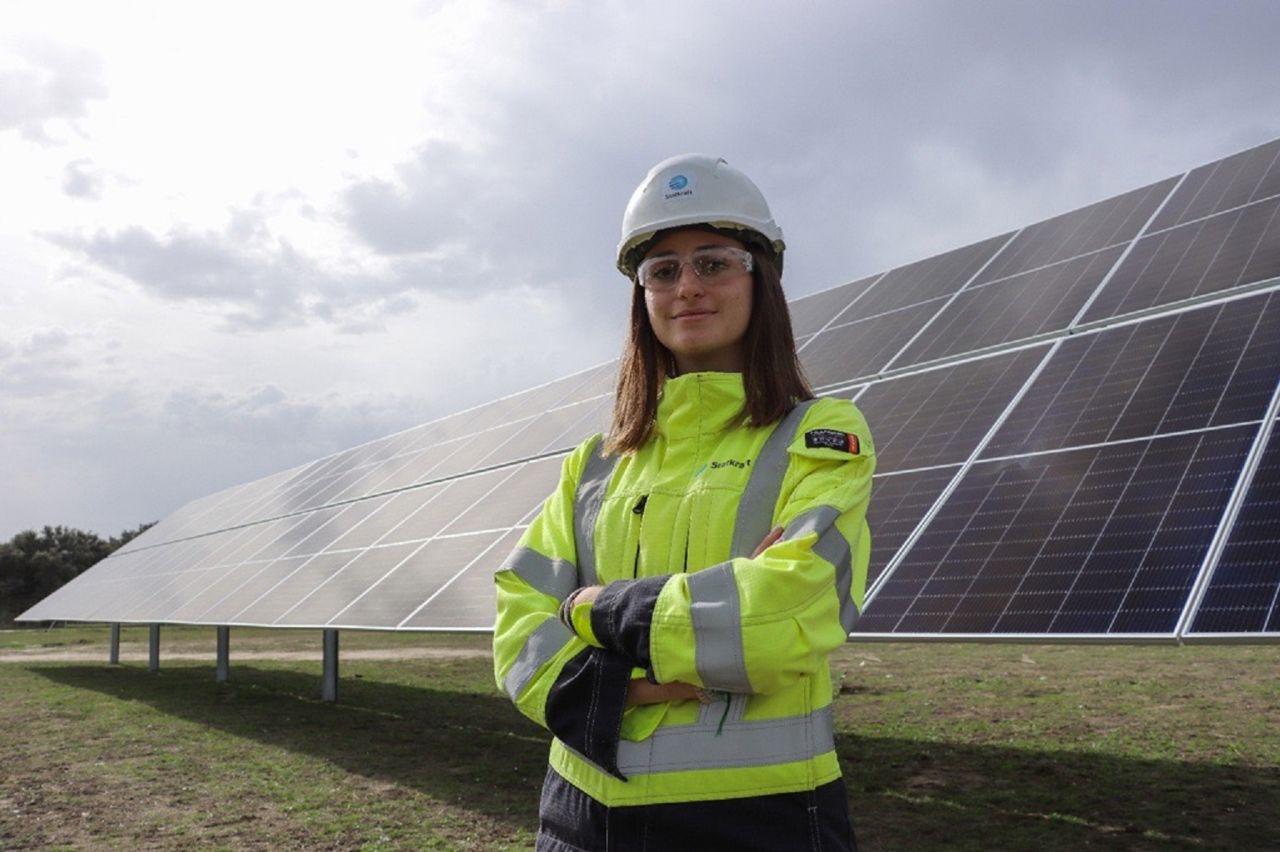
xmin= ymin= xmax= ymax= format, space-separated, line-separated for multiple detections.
xmin=674 ymin=262 xmax=705 ymax=296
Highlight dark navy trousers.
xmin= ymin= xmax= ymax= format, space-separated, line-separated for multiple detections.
xmin=536 ymin=766 xmax=857 ymax=852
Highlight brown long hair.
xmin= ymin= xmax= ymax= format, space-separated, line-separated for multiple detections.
xmin=605 ymin=238 xmax=813 ymax=454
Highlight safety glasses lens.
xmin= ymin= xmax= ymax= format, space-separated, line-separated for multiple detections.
xmin=638 ymin=247 xmax=751 ymax=290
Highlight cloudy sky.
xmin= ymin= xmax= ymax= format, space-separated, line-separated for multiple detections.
xmin=2 ymin=0 xmax=1278 ymax=541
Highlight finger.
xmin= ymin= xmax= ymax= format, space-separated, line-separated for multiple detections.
xmin=750 ymin=526 xmax=784 ymax=559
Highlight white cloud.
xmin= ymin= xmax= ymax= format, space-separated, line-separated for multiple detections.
xmin=0 ymin=37 xmax=106 ymax=143
xmin=2 ymin=0 xmax=1280 ymax=540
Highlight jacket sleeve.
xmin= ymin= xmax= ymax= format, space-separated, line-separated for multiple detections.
xmin=588 ymin=399 xmax=875 ymax=696
xmin=492 ymin=436 xmax=633 ymax=779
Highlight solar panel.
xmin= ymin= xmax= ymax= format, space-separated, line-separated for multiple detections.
xmin=973 ymin=178 xmax=1177 ymax=285
xmin=855 ymin=346 xmax=1048 ymax=472
xmin=1184 ymin=417 xmax=1280 ymax=638
xmin=404 ymin=528 xmax=526 ymax=629
xmin=18 ymin=137 xmax=1280 ymax=647
xmin=1149 ymin=138 xmax=1280 ymax=232
xmin=800 ymin=299 xmax=952 ymax=388
xmin=893 ymin=246 xmax=1123 ymax=366
xmin=861 ymin=466 xmax=964 ymax=589
xmin=848 ymin=233 xmax=1011 ymax=319
xmin=326 ymin=532 xmax=509 ymax=629
xmin=789 ymin=274 xmax=881 ymax=338
xmin=984 ymin=291 xmax=1280 ymax=458
xmin=857 ymin=426 xmax=1258 ymax=637
xmin=1082 ymin=195 xmax=1280 ymax=322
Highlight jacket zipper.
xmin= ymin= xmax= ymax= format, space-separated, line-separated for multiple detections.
xmin=632 ymin=495 xmax=647 ymax=578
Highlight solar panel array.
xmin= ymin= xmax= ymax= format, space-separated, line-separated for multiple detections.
xmin=21 ymin=137 xmax=1280 ymax=643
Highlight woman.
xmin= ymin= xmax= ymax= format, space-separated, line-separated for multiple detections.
xmin=494 ymin=154 xmax=874 ymax=851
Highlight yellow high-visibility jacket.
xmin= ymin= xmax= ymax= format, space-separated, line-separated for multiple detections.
xmin=493 ymin=371 xmax=874 ymax=807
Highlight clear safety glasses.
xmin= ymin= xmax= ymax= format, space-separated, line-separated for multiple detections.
xmin=636 ymin=246 xmax=754 ymax=291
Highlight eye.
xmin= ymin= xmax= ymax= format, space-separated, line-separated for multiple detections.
xmin=647 ymin=260 xmax=679 ymax=282
xmin=693 ymin=251 xmax=735 ymax=277
xmin=697 ymin=256 xmax=731 ymax=275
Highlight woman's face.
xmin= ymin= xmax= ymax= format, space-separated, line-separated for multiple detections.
xmin=641 ymin=229 xmax=753 ymax=374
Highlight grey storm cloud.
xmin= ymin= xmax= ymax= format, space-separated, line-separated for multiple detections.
xmin=342 ymin=141 xmax=473 ymax=255
xmin=53 ymin=224 xmax=286 ymax=299
xmin=46 ymin=218 xmax=466 ymax=332
xmin=47 ymin=209 xmax=550 ymax=333
xmin=0 ymin=39 xmax=107 ymax=143
xmin=331 ymin=1 xmax=1280 ymax=319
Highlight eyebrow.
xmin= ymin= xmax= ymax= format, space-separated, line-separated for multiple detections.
xmin=645 ymin=244 xmax=732 ymax=259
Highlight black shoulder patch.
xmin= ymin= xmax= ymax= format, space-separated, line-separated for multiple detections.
xmin=805 ymin=429 xmax=860 ymax=455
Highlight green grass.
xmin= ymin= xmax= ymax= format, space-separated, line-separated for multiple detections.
xmin=1 ymin=627 xmax=1277 ymax=850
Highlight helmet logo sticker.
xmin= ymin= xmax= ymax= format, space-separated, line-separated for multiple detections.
xmin=664 ymin=173 xmax=694 ymax=200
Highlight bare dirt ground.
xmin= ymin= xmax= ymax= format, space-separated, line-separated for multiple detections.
xmin=0 ymin=643 xmax=488 ymax=663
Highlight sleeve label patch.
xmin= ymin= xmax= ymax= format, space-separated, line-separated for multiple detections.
xmin=804 ymin=429 xmax=860 ymax=455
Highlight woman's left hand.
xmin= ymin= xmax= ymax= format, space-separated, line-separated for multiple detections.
xmin=570 ymin=585 xmax=605 ymax=606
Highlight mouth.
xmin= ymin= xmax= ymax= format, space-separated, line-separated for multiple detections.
xmin=673 ymin=309 xmax=715 ymax=319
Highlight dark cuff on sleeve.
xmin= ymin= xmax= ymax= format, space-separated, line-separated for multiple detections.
xmin=590 ymin=574 xmax=667 ymax=669
xmin=545 ymin=646 xmax=633 ymax=781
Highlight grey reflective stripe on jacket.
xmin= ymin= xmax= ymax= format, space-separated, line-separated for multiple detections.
xmin=730 ymin=399 xmax=820 ymax=558
xmin=503 ymin=546 xmax=578 ymax=602
xmin=687 ymin=562 xmax=752 ymax=692
xmin=568 ymin=400 xmax=857 ymax=695
xmin=615 ymin=705 xmax=834 ymax=776
xmin=784 ymin=504 xmax=859 ymax=632
xmin=690 ymin=399 xmax=822 ymax=691
xmin=573 ymin=437 xmax=620 ymax=587
xmin=503 ymin=618 xmax=574 ymax=701
xmin=561 ymin=402 xmax=852 ymax=774
xmin=500 ymin=439 xmax=618 ymax=704
xmin=498 ymin=547 xmax=582 ymax=702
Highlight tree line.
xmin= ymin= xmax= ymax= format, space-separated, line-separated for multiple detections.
xmin=0 ymin=523 xmax=154 ymax=626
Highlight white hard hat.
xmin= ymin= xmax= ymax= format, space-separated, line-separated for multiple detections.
xmin=617 ymin=154 xmax=785 ymax=277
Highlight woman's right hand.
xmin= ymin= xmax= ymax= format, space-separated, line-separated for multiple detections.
xmin=751 ymin=526 xmax=784 ymax=558
xmin=626 ymin=679 xmax=704 ymax=706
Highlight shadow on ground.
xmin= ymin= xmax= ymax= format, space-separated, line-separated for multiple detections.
xmin=32 ymin=662 xmax=548 ymax=839
xmin=31 ymin=664 xmax=1280 ymax=852
xmin=835 ymin=731 xmax=1278 ymax=851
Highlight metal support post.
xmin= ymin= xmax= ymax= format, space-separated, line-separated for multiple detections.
xmin=216 ymin=626 xmax=230 ymax=683
xmin=109 ymin=623 xmax=120 ymax=665
xmin=322 ymin=629 xmax=339 ymax=703
xmin=149 ymin=624 xmax=161 ymax=673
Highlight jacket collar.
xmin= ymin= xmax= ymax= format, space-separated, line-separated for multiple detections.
xmin=655 ymin=372 xmax=746 ymax=440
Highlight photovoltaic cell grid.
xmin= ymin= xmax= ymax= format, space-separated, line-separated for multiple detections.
xmin=857 ymin=426 xmax=1257 ymax=636
xmin=20 ymin=137 xmax=1280 ymax=641
xmin=21 ymin=371 xmax=601 ymax=629
xmin=1082 ymin=137 xmax=1280 ymax=323
xmin=797 ymin=138 xmax=1280 ymax=388
xmin=853 ymin=287 xmax=1280 ymax=638
xmin=856 ymin=346 xmax=1049 ymax=473
xmin=112 ymin=362 xmax=615 ymax=553
xmin=973 ymin=177 xmax=1177 ymax=285
xmin=896 ymin=245 xmax=1123 ymax=366
xmin=983 ymin=291 xmax=1280 ymax=459
xmin=1186 ymin=418 xmax=1280 ymax=638
xmin=789 ymin=273 xmax=881 ymax=338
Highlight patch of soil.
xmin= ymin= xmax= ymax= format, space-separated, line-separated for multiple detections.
xmin=0 ymin=645 xmax=489 ymax=663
